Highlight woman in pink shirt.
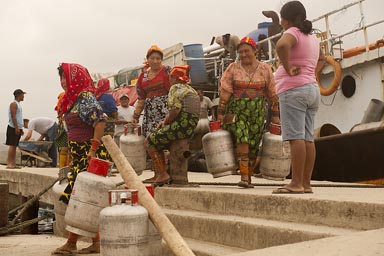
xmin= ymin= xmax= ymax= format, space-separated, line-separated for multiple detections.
xmin=273 ymin=1 xmax=324 ymax=194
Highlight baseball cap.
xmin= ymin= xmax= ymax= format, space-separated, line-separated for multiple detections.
xmin=13 ymin=89 xmax=26 ymax=96
xmin=119 ymin=93 xmax=129 ymax=99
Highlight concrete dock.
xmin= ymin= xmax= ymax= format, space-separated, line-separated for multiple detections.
xmin=0 ymin=165 xmax=383 ymax=255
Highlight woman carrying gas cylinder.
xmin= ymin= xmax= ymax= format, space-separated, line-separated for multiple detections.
xmin=132 ymin=45 xmax=171 ymax=182
xmin=52 ymin=63 xmax=108 ymax=254
xmin=217 ymin=36 xmax=280 ymax=188
xmin=144 ymin=65 xmax=200 ymax=187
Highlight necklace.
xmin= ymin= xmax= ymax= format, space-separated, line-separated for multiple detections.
xmin=147 ymin=67 xmax=161 ymax=79
xmin=241 ymin=62 xmax=260 ymax=82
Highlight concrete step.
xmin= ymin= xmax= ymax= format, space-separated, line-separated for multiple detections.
xmin=163 ymin=238 xmax=246 ymax=256
xmin=162 ymin=208 xmax=355 ymax=251
xmin=155 ymin=186 xmax=384 ymax=230
xmin=226 ymin=228 xmax=384 ymax=256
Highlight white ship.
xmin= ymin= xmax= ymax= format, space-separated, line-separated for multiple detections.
xmin=110 ymin=0 xmax=384 ymax=184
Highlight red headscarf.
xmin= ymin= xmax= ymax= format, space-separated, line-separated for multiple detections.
xmin=95 ymin=78 xmax=110 ymax=99
xmin=170 ymin=65 xmax=190 ymax=83
xmin=59 ymin=63 xmax=95 ymax=113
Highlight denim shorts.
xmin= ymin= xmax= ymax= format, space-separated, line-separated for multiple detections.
xmin=278 ymin=83 xmax=320 ymax=141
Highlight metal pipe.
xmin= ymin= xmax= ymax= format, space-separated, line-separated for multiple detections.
xmin=311 ymin=0 xmax=365 ymax=23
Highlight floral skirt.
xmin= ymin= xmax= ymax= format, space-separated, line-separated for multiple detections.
xmin=143 ymin=95 xmax=168 ymax=138
xmin=222 ymin=97 xmax=266 ymax=155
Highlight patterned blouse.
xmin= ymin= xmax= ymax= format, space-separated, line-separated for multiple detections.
xmin=65 ymin=92 xmax=106 ymax=142
xmin=136 ymin=66 xmax=171 ymax=100
xmin=168 ymin=83 xmax=198 ymax=110
xmin=220 ymin=62 xmax=278 ymax=102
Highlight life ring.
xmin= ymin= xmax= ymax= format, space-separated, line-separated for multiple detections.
xmin=316 ymin=55 xmax=342 ymax=96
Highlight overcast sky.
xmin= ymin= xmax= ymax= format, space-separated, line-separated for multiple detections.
xmin=1 ymin=0 xmax=382 ymax=135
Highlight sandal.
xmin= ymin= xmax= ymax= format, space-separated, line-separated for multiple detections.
xmin=153 ymin=178 xmax=172 ymax=187
xmin=304 ymin=188 xmax=313 ymax=193
xmin=272 ymin=187 xmax=304 ymax=194
xmin=143 ymin=176 xmax=157 ymax=183
xmin=6 ymin=166 xmax=21 ymax=169
xmin=76 ymin=242 xmax=100 ymax=254
xmin=238 ymin=180 xmax=254 ymax=188
xmin=51 ymin=247 xmax=76 ymax=255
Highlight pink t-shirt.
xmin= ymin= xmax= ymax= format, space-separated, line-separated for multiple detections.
xmin=275 ymin=27 xmax=320 ymax=94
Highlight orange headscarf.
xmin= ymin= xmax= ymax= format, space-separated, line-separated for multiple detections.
xmin=146 ymin=45 xmax=163 ymax=59
xmin=55 ymin=92 xmax=65 ymax=115
xmin=59 ymin=63 xmax=95 ymax=113
xmin=170 ymin=65 xmax=190 ymax=83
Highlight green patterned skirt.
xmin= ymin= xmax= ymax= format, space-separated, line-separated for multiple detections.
xmin=222 ymin=97 xmax=266 ymax=155
xmin=147 ymin=111 xmax=199 ymax=151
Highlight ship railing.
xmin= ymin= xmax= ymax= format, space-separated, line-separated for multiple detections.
xmin=257 ymin=0 xmax=383 ymax=65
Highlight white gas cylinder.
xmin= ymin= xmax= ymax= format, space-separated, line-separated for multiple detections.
xmin=51 ymin=179 xmax=68 ymax=237
xmin=202 ymin=128 xmax=237 ymax=178
xmin=99 ymin=192 xmax=162 ymax=256
xmin=260 ymin=132 xmax=291 ymax=180
xmin=119 ymin=124 xmax=146 ymax=175
xmin=64 ymin=171 xmax=115 ymax=237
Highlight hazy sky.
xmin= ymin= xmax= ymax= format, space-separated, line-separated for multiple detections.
xmin=1 ymin=0 xmax=382 ymax=135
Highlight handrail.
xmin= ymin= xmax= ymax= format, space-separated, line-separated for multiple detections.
xmin=257 ymin=0 xmax=381 ymax=61
xmin=311 ymin=0 xmax=365 ymax=23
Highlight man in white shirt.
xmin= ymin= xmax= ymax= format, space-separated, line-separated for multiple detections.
xmin=197 ymin=89 xmax=215 ymax=121
xmin=23 ymin=117 xmax=58 ymax=167
xmin=114 ymin=94 xmax=135 ymax=146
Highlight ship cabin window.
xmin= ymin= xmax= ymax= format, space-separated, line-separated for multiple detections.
xmin=341 ymin=75 xmax=356 ymax=98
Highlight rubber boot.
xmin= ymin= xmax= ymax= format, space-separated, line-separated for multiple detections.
xmin=59 ymin=148 xmax=68 ymax=168
xmin=149 ymin=151 xmax=171 ymax=187
xmin=238 ymin=158 xmax=254 ymax=188
xmin=143 ymin=165 xmax=158 ymax=183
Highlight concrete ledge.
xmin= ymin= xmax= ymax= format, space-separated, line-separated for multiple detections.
xmin=155 ymin=187 xmax=384 ymax=230
xmin=163 ymin=208 xmax=354 ymax=250
xmin=227 ymin=228 xmax=384 ymax=256
xmin=0 ymin=166 xmax=59 ymax=204
xmin=163 ymin=238 xmax=246 ymax=256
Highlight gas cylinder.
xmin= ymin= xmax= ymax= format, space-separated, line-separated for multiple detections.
xmin=119 ymin=124 xmax=146 ymax=175
xmin=52 ymin=179 xmax=68 ymax=237
xmin=190 ymin=118 xmax=210 ymax=150
xmin=64 ymin=160 xmax=116 ymax=238
xmin=51 ymin=166 xmax=70 ymax=237
xmin=99 ymin=191 xmax=162 ymax=256
xmin=202 ymin=122 xmax=237 ymax=178
xmin=260 ymin=132 xmax=291 ymax=180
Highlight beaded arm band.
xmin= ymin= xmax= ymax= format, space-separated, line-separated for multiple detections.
xmin=270 ymin=101 xmax=280 ymax=117
xmin=90 ymin=138 xmax=100 ymax=151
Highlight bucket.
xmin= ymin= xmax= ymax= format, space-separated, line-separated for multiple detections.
xmin=183 ymin=44 xmax=208 ymax=84
xmin=87 ymin=158 xmax=111 ymax=177
xmin=209 ymin=121 xmax=221 ymax=132
xmin=361 ymin=99 xmax=384 ymax=124
xmin=314 ymin=123 xmax=341 ymax=139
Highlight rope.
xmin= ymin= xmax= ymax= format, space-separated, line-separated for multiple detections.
xmin=187 ymin=181 xmax=384 ymax=188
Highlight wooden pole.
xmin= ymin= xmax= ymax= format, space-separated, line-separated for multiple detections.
xmin=102 ymin=135 xmax=196 ymax=256
xmin=0 ymin=183 xmax=9 ymax=227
